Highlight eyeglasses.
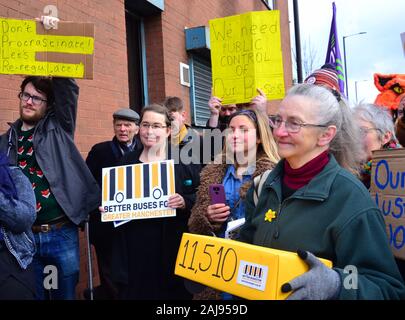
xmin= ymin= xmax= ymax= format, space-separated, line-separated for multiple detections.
xmin=140 ymin=123 xmax=168 ymax=130
xmin=269 ymin=115 xmax=327 ymax=133
xmin=359 ymin=127 xmax=381 ymax=137
xmin=18 ymin=92 xmax=47 ymax=106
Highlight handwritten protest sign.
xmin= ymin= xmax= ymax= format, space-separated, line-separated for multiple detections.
xmin=209 ymin=11 xmax=285 ymax=105
xmin=0 ymin=18 xmax=94 ymax=78
xmin=101 ymin=160 xmax=176 ymax=223
xmin=370 ymin=149 xmax=405 ymax=260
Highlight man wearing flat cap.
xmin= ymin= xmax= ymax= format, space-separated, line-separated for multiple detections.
xmin=85 ymin=107 xmax=141 ymax=299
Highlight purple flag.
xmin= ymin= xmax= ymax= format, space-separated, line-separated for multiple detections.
xmin=325 ymin=2 xmax=345 ymax=95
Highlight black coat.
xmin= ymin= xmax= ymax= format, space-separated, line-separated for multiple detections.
xmin=85 ymin=136 xmax=142 ymax=244
xmin=111 ymin=148 xmax=202 ymax=299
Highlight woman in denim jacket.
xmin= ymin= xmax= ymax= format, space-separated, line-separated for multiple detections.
xmin=0 ymin=151 xmax=36 ymax=299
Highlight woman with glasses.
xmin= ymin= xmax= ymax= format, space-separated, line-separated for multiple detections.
xmin=353 ymin=103 xmax=400 ymax=189
xmin=353 ymin=103 xmax=405 ymax=289
xmin=240 ymin=84 xmax=405 ymax=299
xmin=188 ymin=108 xmax=280 ymax=299
xmin=112 ymin=104 xmax=201 ymax=299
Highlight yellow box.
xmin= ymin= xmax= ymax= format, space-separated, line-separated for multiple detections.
xmin=175 ymin=233 xmax=332 ymax=300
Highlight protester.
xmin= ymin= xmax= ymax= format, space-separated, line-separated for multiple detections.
xmin=85 ymin=107 xmax=140 ymax=299
xmin=240 ymin=84 xmax=405 ymax=299
xmin=164 ymin=96 xmax=204 ymax=165
xmin=353 ymin=102 xmax=405 ymax=286
xmin=0 ymin=151 xmax=36 ymax=299
xmin=353 ymin=103 xmax=400 ymax=189
xmin=112 ymin=104 xmax=201 ymax=299
xmin=0 ymin=17 xmax=99 ymax=300
xmin=206 ymin=88 xmax=268 ymax=131
xmin=188 ymin=109 xmax=279 ymax=299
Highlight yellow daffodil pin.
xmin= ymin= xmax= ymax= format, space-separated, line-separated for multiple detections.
xmin=264 ymin=209 xmax=277 ymax=222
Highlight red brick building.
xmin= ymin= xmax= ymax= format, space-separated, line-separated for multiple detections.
xmin=0 ymin=0 xmax=292 ymax=299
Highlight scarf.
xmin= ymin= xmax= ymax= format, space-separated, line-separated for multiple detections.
xmin=361 ymin=139 xmax=401 ymax=189
xmin=172 ymin=124 xmax=188 ymax=145
xmin=283 ymin=150 xmax=330 ymax=190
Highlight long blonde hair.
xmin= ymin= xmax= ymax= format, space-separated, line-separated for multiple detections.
xmin=224 ymin=108 xmax=280 ymax=165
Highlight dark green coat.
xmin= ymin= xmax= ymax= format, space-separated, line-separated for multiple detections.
xmin=240 ymin=155 xmax=405 ymax=300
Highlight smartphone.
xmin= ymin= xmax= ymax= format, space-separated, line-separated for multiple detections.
xmin=209 ymin=184 xmax=226 ymax=205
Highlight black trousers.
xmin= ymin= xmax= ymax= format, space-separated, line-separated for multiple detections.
xmin=0 ymin=241 xmax=36 ymax=300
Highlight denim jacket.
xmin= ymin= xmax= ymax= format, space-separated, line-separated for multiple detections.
xmin=0 ymin=166 xmax=36 ymax=269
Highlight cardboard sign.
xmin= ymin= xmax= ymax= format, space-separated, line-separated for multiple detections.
xmin=0 ymin=18 xmax=94 ymax=78
xmin=101 ymin=160 xmax=176 ymax=223
xmin=370 ymin=149 xmax=405 ymax=260
xmin=175 ymin=233 xmax=332 ymax=300
xmin=209 ymin=11 xmax=285 ymax=105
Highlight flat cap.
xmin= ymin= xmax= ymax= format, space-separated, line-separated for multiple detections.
xmin=113 ymin=108 xmax=140 ymax=123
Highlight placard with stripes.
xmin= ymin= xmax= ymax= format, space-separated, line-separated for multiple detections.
xmin=101 ymin=160 xmax=176 ymax=222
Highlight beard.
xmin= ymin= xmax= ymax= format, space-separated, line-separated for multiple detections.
xmin=19 ymin=105 xmax=46 ymax=126
xmin=219 ymin=115 xmax=230 ymax=126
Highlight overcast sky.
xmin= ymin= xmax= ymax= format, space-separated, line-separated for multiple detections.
xmin=289 ymin=0 xmax=405 ymax=104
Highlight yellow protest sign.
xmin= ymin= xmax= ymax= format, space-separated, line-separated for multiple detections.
xmin=0 ymin=18 xmax=94 ymax=78
xmin=210 ymin=11 xmax=285 ymax=105
xmin=101 ymin=160 xmax=176 ymax=224
xmin=175 ymin=233 xmax=332 ymax=300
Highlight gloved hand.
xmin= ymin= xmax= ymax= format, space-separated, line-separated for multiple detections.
xmin=281 ymin=249 xmax=341 ymax=300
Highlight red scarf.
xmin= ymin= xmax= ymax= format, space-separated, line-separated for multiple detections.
xmin=283 ymin=150 xmax=330 ymax=190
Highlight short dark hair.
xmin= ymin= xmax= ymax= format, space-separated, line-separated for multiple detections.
xmin=20 ymin=76 xmax=55 ymax=106
xmin=163 ymin=96 xmax=184 ymax=112
xmin=140 ymin=104 xmax=173 ymax=127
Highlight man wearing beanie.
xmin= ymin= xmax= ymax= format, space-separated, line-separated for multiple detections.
xmin=304 ymin=63 xmax=341 ymax=93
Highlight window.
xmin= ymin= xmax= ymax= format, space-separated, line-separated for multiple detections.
xmin=125 ymin=8 xmax=148 ymax=113
xmin=189 ymin=55 xmax=212 ymax=127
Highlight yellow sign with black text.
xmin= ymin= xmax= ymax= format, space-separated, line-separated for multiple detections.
xmin=210 ymin=11 xmax=285 ymax=105
xmin=101 ymin=160 xmax=176 ymax=223
xmin=175 ymin=233 xmax=333 ymax=300
xmin=0 ymin=17 xmax=94 ymax=78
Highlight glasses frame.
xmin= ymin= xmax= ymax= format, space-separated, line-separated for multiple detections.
xmin=359 ymin=127 xmax=382 ymax=137
xmin=18 ymin=92 xmax=47 ymax=106
xmin=140 ymin=122 xmax=168 ymax=130
xmin=269 ymin=115 xmax=327 ymax=133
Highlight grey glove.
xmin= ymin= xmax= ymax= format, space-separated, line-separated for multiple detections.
xmin=281 ymin=249 xmax=341 ymax=300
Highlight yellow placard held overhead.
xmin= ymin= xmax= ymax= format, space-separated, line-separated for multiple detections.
xmin=209 ymin=11 xmax=285 ymax=105
xmin=0 ymin=18 xmax=94 ymax=78
xmin=175 ymin=233 xmax=332 ymax=300
xmin=101 ymin=160 xmax=176 ymax=224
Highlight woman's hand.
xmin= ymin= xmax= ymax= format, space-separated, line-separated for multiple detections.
xmin=250 ymin=88 xmax=267 ymax=115
xmin=206 ymin=203 xmax=230 ymax=223
xmin=168 ymin=193 xmax=186 ymax=209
